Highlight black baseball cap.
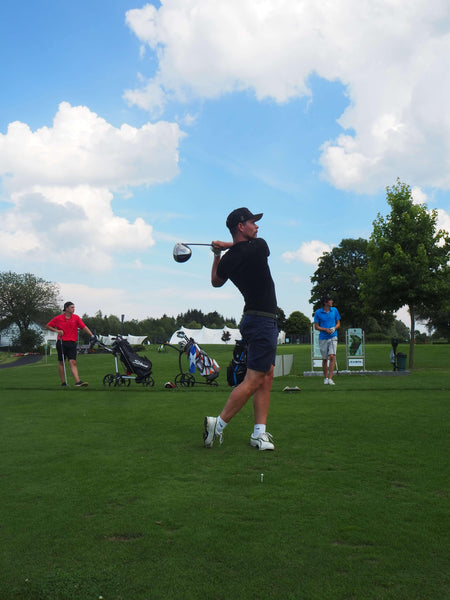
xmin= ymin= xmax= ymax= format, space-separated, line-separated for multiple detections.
xmin=226 ymin=207 xmax=263 ymax=230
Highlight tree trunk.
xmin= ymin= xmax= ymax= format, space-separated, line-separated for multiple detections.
xmin=409 ymin=306 xmax=415 ymax=369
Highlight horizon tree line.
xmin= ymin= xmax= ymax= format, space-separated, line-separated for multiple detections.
xmin=1 ymin=180 xmax=449 ymax=360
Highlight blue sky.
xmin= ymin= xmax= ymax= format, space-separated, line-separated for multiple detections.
xmin=1 ymin=1 xmax=449 ymax=330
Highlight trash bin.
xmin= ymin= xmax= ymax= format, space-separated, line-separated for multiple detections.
xmin=396 ymin=352 xmax=407 ymax=371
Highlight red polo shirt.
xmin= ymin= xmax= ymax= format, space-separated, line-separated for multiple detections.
xmin=47 ymin=314 xmax=86 ymax=342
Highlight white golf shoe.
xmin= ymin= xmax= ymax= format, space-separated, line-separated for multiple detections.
xmin=203 ymin=416 xmax=223 ymax=448
xmin=250 ymin=432 xmax=275 ymax=451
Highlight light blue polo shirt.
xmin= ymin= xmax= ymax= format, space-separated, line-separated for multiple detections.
xmin=314 ymin=306 xmax=341 ymax=340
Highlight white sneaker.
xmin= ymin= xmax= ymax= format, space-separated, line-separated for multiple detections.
xmin=250 ymin=432 xmax=274 ymax=451
xmin=324 ymin=378 xmax=329 ymax=385
xmin=203 ymin=416 xmax=222 ymax=448
xmin=328 ymin=379 xmax=335 ymax=386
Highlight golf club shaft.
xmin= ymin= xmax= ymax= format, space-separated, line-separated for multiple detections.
xmin=182 ymin=243 xmax=211 ymax=247
xmin=59 ymin=335 xmax=67 ymax=383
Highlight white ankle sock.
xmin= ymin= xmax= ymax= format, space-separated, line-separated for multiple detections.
xmin=216 ymin=416 xmax=227 ymax=433
xmin=253 ymin=424 xmax=266 ymax=436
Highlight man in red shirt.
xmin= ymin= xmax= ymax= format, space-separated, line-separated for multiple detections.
xmin=47 ymin=302 xmax=94 ymax=387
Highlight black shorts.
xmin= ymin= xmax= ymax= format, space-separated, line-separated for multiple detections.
xmin=240 ymin=314 xmax=278 ymax=373
xmin=57 ymin=340 xmax=77 ymax=361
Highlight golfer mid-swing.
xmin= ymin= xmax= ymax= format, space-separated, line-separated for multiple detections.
xmin=203 ymin=208 xmax=278 ymax=451
xmin=47 ymin=302 xmax=94 ymax=387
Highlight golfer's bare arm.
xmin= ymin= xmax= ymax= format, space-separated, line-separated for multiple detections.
xmin=211 ymin=240 xmax=232 ymax=288
xmin=211 ymin=254 xmax=226 ymax=287
xmin=47 ymin=324 xmax=64 ymax=336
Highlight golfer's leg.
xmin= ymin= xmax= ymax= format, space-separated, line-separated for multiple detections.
xmin=69 ymin=359 xmax=81 ymax=382
xmin=322 ymin=358 xmax=328 ymax=379
xmin=253 ymin=366 xmax=274 ymax=424
xmin=220 ymin=368 xmax=266 ymax=423
xmin=328 ymin=354 xmax=336 ymax=379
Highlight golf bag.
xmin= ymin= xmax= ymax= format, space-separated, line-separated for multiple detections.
xmin=112 ymin=337 xmax=153 ymax=382
xmin=184 ymin=338 xmax=220 ymax=382
xmin=227 ymin=339 xmax=247 ymax=387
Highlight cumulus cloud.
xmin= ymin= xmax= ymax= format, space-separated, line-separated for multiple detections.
xmin=282 ymin=240 xmax=332 ymax=265
xmin=411 ymin=187 xmax=450 ymax=235
xmin=0 ymin=102 xmax=185 ymax=269
xmin=437 ymin=209 xmax=450 ymax=236
xmin=0 ymin=102 xmax=184 ymax=190
xmin=125 ymin=0 xmax=450 ymax=193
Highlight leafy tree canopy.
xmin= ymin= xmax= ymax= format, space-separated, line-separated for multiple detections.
xmin=276 ymin=306 xmax=287 ymax=331
xmin=310 ymin=238 xmax=393 ymax=333
xmin=361 ymin=179 xmax=450 ymax=366
xmin=0 ymin=271 xmax=60 ymax=332
xmin=284 ymin=311 xmax=311 ymax=336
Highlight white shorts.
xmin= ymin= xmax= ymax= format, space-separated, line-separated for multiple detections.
xmin=319 ymin=338 xmax=337 ymax=359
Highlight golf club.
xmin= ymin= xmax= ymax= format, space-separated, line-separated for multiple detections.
xmin=58 ymin=334 xmax=68 ymax=385
xmin=173 ymin=242 xmax=212 ymax=263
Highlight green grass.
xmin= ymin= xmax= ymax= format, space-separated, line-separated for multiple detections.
xmin=0 ymin=344 xmax=449 ymax=600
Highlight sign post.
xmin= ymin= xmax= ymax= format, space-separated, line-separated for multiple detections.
xmin=346 ymin=328 xmax=365 ymax=370
xmin=311 ymin=326 xmax=323 ymax=372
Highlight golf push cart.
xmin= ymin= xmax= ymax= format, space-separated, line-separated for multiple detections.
xmin=164 ymin=332 xmax=220 ymax=387
xmin=90 ymin=335 xmax=155 ymax=387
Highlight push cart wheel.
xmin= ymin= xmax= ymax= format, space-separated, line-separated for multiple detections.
xmin=119 ymin=377 xmax=131 ymax=387
xmin=175 ymin=373 xmax=195 ymax=387
xmin=103 ymin=374 xmax=115 ymax=387
xmin=142 ymin=376 xmax=155 ymax=387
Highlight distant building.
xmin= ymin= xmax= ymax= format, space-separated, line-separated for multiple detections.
xmin=0 ymin=323 xmax=58 ymax=348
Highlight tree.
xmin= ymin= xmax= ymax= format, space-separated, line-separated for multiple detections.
xmin=276 ymin=306 xmax=287 ymax=331
xmin=361 ymin=180 xmax=450 ymax=368
xmin=285 ymin=311 xmax=311 ymax=340
xmin=0 ymin=272 xmax=60 ymax=343
xmin=11 ymin=328 xmax=44 ymax=352
xmin=419 ymin=302 xmax=450 ymax=341
xmin=310 ymin=238 xmax=394 ymax=333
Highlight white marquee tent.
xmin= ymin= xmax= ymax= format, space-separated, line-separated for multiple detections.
xmin=169 ymin=326 xmax=285 ymax=345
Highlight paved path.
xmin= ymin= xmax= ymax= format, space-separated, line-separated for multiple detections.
xmin=0 ymin=354 xmax=43 ymax=369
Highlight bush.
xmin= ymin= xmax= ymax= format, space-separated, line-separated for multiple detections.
xmin=415 ymin=333 xmax=428 ymax=344
xmin=365 ymin=332 xmax=392 ymax=342
xmin=11 ymin=329 xmax=44 ymax=352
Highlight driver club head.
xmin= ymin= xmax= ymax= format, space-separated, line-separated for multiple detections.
xmin=173 ymin=243 xmax=192 ymax=263
xmin=173 ymin=242 xmax=212 ymax=263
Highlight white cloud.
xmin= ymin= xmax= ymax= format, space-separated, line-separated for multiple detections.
xmin=0 ymin=102 xmax=186 ymax=270
xmin=411 ymin=186 xmax=428 ymax=205
xmin=1 ymin=186 xmax=155 ymax=270
xmin=437 ymin=208 xmax=450 ymax=236
xmin=282 ymin=240 xmax=332 ymax=265
xmin=0 ymin=102 xmax=184 ymax=191
xmin=410 ymin=187 xmax=450 ymax=236
xmin=58 ymin=283 xmax=150 ymax=321
xmin=125 ymin=0 xmax=450 ymax=193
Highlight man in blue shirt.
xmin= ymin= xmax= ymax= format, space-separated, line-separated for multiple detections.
xmin=314 ymin=294 xmax=341 ymax=385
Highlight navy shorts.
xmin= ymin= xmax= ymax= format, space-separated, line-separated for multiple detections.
xmin=57 ymin=340 xmax=77 ymax=361
xmin=240 ymin=315 xmax=278 ymax=373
